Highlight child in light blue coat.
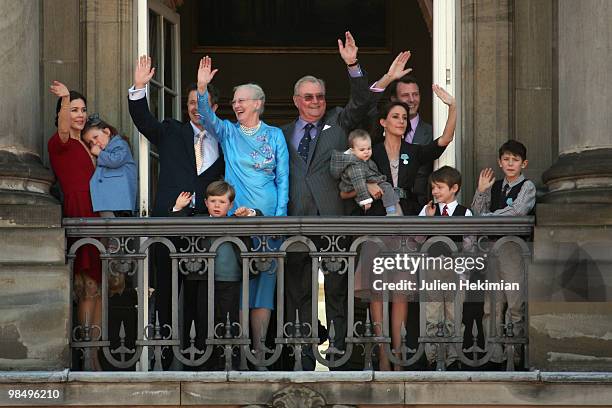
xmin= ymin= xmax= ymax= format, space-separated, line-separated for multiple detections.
xmin=82 ymin=115 xmax=137 ymax=217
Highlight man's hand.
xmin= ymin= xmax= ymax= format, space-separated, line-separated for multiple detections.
xmin=432 ymin=84 xmax=456 ymax=107
xmin=367 ymin=183 xmax=383 ymax=200
xmin=338 ymin=31 xmax=358 ymax=65
xmin=49 ymin=80 xmax=70 ymax=98
xmin=174 ymin=192 xmax=192 ymax=211
xmin=373 ymin=51 xmax=412 ymax=90
xmin=90 ymin=145 xmax=102 ymax=157
xmin=477 ymin=168 xmax=495 ymax=193
xmin=134 ymin=55 xmax=155 ymax=89
xmin=363 ymin=203 xmax=371 ymax=211
xmin=387 ymin=51 xmax=412 ymax=81
xmin=197 ymin=56 xmax=218 ymax=94
xmin=425 ymin=200 xmax=436 ymax=216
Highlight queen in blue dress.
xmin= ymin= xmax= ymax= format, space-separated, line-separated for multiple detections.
xmin=196 ymin=56 xmax=289 ymax=361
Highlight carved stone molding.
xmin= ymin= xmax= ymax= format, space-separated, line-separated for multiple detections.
xmin=269 ymin=385 xmax=326 ymax=408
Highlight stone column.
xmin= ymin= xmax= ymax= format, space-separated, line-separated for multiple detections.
xmin=0 ymin=1 xmax=55 ymax=204
xmin=532 ymin=0 xmax=612 ymax=371
xmin=542 ymin=0 xmax=612 ymax=202
xmin=0 ymin=1 xmax=70 ymax=370
xmin=82 ymin=0 xmax=134 ymax=137
xmin=460 ymin=0 xmax=513 ymax=202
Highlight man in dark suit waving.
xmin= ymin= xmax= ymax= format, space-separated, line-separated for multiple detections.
xmin=128 ymin=56 xmax=224 ymax=367
xmin=388 ymin=75 xmax=434 ymax=207
xmin=282 ymin=36 xmax=413 ymax=369
xmin=128 ymin=55 xmax=224 ymax=215
xmin=281 ymin=32 xmax=376 ymax=370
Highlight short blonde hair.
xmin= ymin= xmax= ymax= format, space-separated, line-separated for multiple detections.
xmin=348 ymin=129 xmax=371 ymax=148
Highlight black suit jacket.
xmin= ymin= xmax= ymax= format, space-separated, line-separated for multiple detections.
xmin=370 ymin=140 xmax=445 ymax=216
xmin=411 ymin=119 xmax=434 ymax=207
xmin=128 ymin=97 xmax=224 ymax=217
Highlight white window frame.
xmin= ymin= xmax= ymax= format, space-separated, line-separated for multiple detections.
xmin=135 ymin=0 xmax=181 ymax=371
xmin=433 ymin=0 xmax=457 ymax=168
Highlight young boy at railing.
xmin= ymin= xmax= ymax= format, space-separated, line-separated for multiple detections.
xmin=171 ymin=180 xmax=260 ymax=367
xmin=418 ymin=166 xmax=473 ymax=369
xmin=471 ymin=140 xmax=535 ymax=365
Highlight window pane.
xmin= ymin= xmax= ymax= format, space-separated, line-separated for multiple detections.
xmin=164 ymin=20 xmax=174 ymax=89
xmin=149 ymin=84 xmax=160 ymax=119
xmin=197 ymin=0 xmax=386 ymax=47
xmin=164 ymin=91 xmax=176 ymax=120
xmin=148 ymin=154 xmax=159 ymax=215
xmin=149 ymin=10 xmax=161 ymax=81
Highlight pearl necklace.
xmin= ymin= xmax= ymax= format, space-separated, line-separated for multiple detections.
xmin=240 ymin=121 xmax=261 ymax=136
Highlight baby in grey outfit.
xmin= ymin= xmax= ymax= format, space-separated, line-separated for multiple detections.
xmin=330 ymin=129 xmax=400 ymax=215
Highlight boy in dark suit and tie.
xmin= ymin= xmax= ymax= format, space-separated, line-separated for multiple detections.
xmin=418 ymin=166 xmax=473 ymax=370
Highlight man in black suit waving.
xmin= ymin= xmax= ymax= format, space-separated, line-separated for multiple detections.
xmin=388 ymin=75 xmax=434 ymax=207
xmin=128 ymin=56 xmax=224 ymax=367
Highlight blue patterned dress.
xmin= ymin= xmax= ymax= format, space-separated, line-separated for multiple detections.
xmin=198 ymin=89 xmax=289 ymax=309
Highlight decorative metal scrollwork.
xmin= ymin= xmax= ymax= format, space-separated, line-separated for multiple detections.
xmin=320 ymin=256 xmax=348 ymax=275
xmin=319 ymin=235 xmax=347 ymax=252
xmin=249 ymin=257 xmax=274 ymax=276
xmin=178 ymin=257 xmax=208 ymax=275
xmin=178 ymin=236 xmax=208 ymax=253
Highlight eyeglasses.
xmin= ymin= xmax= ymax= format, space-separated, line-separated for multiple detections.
xmin=296 ymin=93 xmax=326 ymax=102
xmin=231 ymin=98 xmax=255 ymax=106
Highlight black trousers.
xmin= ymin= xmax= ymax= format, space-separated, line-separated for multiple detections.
xmin=183 ymin=278 xmax=241 ymax=350
xmin=152 ymin=241 xmax=240 ymax=369
xmin=285 ymin=245 xmax=349 ymax=371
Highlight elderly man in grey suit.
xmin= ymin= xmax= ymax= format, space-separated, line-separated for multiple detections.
xmin=282 ymin=31 xmax=413 ymax=369
xmin=388 ymin=75 xmax=434 ymax=207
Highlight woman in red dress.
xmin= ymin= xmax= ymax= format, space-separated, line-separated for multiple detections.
xmin=48 ymin=81 xmax=102 ymax=370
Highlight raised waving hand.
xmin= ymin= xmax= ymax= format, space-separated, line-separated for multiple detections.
xmin=134 ymin=55 xmax=155 ymax=89
xmin=375 ymin=51 xmax=413 ymax=89
xmin=197 ymin=56 xmax=219 ymax=94
xmin=338 ymin=31 xmax=358 ymax=65
xmin=477 ymin=168 xmax=496 ymax=193
xmin=432 ymin=84 xmax=456 ymax=107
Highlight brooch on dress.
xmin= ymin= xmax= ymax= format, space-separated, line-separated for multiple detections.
xmin=400 ymin=153 xmax=409 ymax=165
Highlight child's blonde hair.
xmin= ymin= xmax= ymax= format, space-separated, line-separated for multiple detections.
xmin=348 ymin=129 xmax=371 ymax=148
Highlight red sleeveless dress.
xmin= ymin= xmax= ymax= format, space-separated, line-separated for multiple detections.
xmin=48 ymin=133 xmax=101 ymax=283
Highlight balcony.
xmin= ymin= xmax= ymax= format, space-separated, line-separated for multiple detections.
xmin=4 ymin=215 xmax=612 ymax=407
xmin=62 ymin=216 xmax=534 ymax=373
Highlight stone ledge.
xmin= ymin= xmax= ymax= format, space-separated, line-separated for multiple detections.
xmin=2 ymin=371 xmax=612 ymax=406
xmin=0 ymin=228 xmax=65 ymax=263
xmin=373 ymin=371 xmax=540 ymax=382
xmin=4 ymin=370 xmax=612 ymax=384
xmin=0 ymin=203 xmax=61 ymax=227
xmin=227 ymin=371 xmax=373 ymax=382
xmin=536 ymin=203 xmax=612 ymax=226
xmin=68 ymin=371 xmax=228 ymax=383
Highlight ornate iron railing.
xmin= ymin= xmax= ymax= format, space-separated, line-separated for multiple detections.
xmin=64 ymin=216 xmax=534 ymax=372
